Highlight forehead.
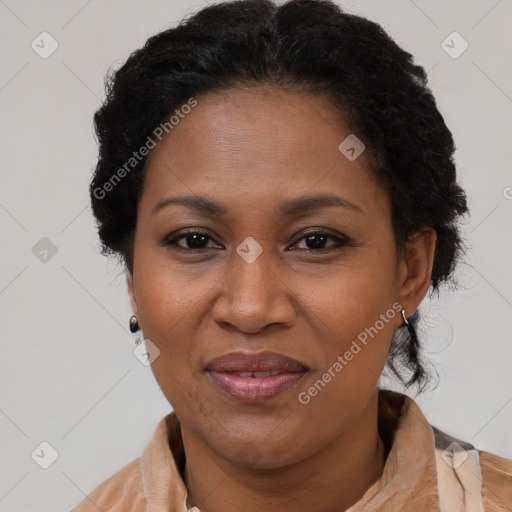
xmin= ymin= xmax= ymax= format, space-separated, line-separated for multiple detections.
xmin=156 ymin=85 xmax=351 ymax=147
xmin=139 ymin=85 xmax=384 ymax=217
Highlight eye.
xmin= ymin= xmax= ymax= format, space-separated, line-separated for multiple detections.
xmin=289 ymin=230 xmax=350 ymax=252
xmin=162 ymin=230 xmax=222 ymax=251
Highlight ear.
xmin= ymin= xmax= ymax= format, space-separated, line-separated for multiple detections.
xmin=127 ymin=271 xmax=138 ymax=315
xmin=396 ymin=228 xmax=437 ymax=321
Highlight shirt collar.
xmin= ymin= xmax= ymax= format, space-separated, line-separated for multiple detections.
xmin=346 ymin=389 xmax=441 ymax=511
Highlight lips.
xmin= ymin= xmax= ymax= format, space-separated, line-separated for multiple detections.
xmin=205 ymin=351 xmax=307 ymax=404
xmin=206 ymin=351 xmax=307 ymax=373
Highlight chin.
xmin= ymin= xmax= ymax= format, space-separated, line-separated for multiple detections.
xmin=208 ymin=425 xmax=311 ymax=470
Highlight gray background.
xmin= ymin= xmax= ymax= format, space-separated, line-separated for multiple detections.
xmin=0 ymin=0 xmax=511 ymax=510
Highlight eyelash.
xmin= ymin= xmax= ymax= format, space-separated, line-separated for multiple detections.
xmin=160 ymin=229 xmax=350 ymax=253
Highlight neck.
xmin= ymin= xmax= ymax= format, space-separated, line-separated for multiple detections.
xmin=183 ymin=390 xmax=386 ymax=512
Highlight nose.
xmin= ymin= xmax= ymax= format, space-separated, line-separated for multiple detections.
xmin=211 ymin=245 xmax=297 ymax=334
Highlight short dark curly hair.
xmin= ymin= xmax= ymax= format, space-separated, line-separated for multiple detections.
xmin=89 ymin=0 xmax=468 ymax=393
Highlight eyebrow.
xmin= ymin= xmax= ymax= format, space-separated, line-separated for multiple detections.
xmin=151 ymin=194 xmax=363 ymax=217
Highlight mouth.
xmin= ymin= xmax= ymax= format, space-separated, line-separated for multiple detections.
xmin=205 ymin=351 xmax=307 ymax=404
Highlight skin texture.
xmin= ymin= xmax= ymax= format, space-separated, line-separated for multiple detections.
xmin=127 ymin=85 xmax=436 ymax=512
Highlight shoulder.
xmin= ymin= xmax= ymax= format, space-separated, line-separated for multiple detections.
xmin=71 ymin=457 xmax=146 ymax=512
xmin=479 ymin=449 xmax=512 ymax=511
xmin=432 ymin=425 xmax=512 ymax=511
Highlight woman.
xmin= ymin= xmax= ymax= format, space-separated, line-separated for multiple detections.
xmin=73 ymin=0 xmax=512 ymax=510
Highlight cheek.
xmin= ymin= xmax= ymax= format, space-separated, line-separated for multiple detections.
xmin=297 ymin=244 xmax=399 ymax=384
xmin=134 ymin=243 xmax=218 ymax=341
xmin=306 ymin=282 xmax=396 ymax=382
xmin=132 ymin=263 xmax=198 ymax=390
xmin=308 ymin=248 xmax=398 ymax=335
xmin=132 ymin=249 xmax=233 ymax=411
xmin=295 ymin=276 xmax=398 ymax=431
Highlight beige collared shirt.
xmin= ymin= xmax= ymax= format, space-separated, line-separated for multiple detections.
xmin=71 ymin=389 xmax=512 ymax=511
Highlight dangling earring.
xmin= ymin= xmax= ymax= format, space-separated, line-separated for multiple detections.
xmin=399 ymin=307 xmax=422 ymax=385
xmin=401 ymin=307 xmax=420 ymax=351
xmin=129 ymin=315 xmax=140 ymax=333
xmin=401 ymin=308 xmax=409 ymax=327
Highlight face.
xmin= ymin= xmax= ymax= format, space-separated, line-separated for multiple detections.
xmin=127 ymin=85 xmax=430 ymax=469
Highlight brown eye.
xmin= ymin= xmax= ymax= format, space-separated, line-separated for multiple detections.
xmin=162 ymin=230 xmax=222 ymax=250
xmin=290 ymin=230 xmax=350 ymax=252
